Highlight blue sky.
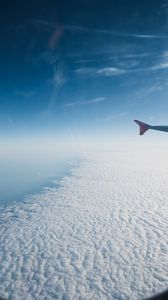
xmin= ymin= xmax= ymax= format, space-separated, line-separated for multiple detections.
xmin=1 ymin=0 xmax=168 ymax=149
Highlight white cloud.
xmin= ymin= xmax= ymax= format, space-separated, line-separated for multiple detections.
xmin=96 ymin=67 xmax=126 ymax=76
xmin=150 ymin=52 xmax=168 ymax=71
xmin=65 ymin=24 xmax=168 ymax=40
xmin=64 ymin=97 xmax=106 ymax=107
xmin=151 ymin=62 xmax=168 ymax=70
xmin=126 ymin=33 xmax=168 ymax=39
xmin=162 ymin=51 xmax=168 ymax=57
xmin=66 ymin=25 xmax=168 ymax=40
xmin=75 ymin=67 xmax=127 ymax=77
xmin=94 ymin=28 xmax=168 ymax=39
xmin=31 ymin=21 xmax=168 ymax=39
xmin=1 ymin=151 xmax=168 ymax=299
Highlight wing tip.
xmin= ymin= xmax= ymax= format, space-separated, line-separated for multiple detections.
xmin=134 ymin=120 xmax=150 ymax=135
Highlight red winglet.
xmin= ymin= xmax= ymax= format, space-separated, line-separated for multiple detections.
xmin=134 ymin=120 xmax=150 ymax=135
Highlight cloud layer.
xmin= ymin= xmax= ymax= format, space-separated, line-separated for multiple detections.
xmin=0 ymin=151 xmax=168 ymax=299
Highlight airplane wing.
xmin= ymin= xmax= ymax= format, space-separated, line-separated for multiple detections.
xmin=134 ymin=120 xmax=150 ymax=135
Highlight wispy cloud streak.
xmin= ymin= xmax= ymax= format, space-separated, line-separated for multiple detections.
xmin=64 ymin=97 xmax=106 ymax=107
xmin=75 ymin=67 xmax=126 ymax=77
xmin=31 ymin=20 xmax=168 ymax=39
xmin=63 ymin=25 xmax=168 ymax=40
xmin=151 ymin=62 xmax=168 ymax=70
xmin=96 ymin=67 xmax=126 ymax=76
